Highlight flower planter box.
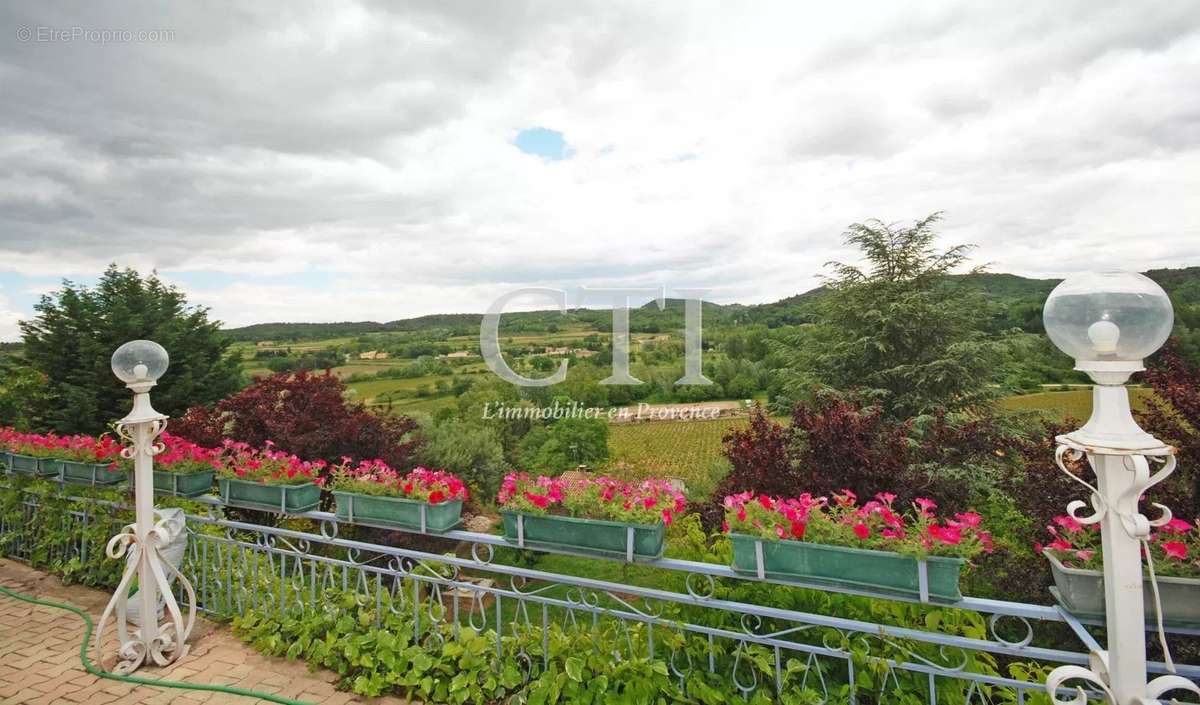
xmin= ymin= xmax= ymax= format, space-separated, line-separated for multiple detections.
xmin=729 ymin=533 xmax=965 ymax=601
xmin=333 ymin=492 xmax=462 ymax=533
xmin=218 ymin=478 xmax=320 ymax=513
xmin=1045 ymin=550 xmax=1200 ymax=627
xmin=500 ymin=511 xmax=665 ymax=560
xmin=151 ymin=470 xmax=216 ymax=498
xmin=61 ymin=461 xmax=125 ymax=486
xmin=6 ymin=454 xmax=60 ymax=477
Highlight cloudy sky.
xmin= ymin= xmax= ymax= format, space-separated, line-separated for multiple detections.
xmin=1 ymin=1 xmax=1198 ymax=339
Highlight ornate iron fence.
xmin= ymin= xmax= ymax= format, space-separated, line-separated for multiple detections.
xmin=2 ymin=486 xmax=1198 ymax=704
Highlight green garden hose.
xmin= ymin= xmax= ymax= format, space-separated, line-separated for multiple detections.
xmin=0 ymin=584 xmax=313 ymax=705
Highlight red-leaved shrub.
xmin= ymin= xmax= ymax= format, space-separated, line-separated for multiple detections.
xmin=172 ymin=370 xmax=421 ymax=471
xmin=1137 ymin=338 xmax=1200 ymax=518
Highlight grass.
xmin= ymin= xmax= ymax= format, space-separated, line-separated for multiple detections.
xmin=1000 ymin=387 xmax=1157 ymax=422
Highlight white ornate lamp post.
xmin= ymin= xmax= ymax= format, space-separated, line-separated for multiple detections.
xmin=1041 ymin=272 xmax=1199 ymax=704
xmin=95 ymin=340 xmax=195 ymax=673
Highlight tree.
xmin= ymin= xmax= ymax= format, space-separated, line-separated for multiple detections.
xmin=172 ymin=370 xmax=421 ymax=470
xmin=775 ymin=213 xmax=1007 ymax=419
xmin=524 ymin=417 xmax=610 ymax=472
xmin=19 ymin=266 xmax=242 ymax=434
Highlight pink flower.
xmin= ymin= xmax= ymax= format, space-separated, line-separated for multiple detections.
xmin=852 ymin=523 xmax=870 ymax=540
xmin=1162 ymin=541 xmax=1188 ymax=560
xmin=1162 ymin=518 xmax=1192 ymax=535
xmin=953 ymin=512 xmax=982 ymax=528
xmin=914 ymin=498 xmax=937 ymax=514
xmin=1074 ymin=550 xmax=1095 ymax=561
xmin=1053 ymin=515 xmax=1083 ymax=534
xmin=929 ymin=524 xmax=962 ymax=546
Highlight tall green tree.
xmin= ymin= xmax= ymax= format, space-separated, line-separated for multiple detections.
xmin=777 ymin=213 xmax=1007 ymax=419
xmin=19 ymin=266 xmax=242 ymax=434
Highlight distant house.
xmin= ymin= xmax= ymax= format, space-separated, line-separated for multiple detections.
xmin=255 ymin=341 xmax=274 ymax=347
xmin=440 ymin=350 xmax=476 ymax=359
xmin=544 ymin=346 xmax=597 ymax=358
xmin=359 ymin=350 xmax=389 ymax=360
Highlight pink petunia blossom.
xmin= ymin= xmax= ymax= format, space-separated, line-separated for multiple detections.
xmin=1162 ymin=541 xmax=1188 ymax=560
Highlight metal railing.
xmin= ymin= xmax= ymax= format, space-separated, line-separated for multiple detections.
xmin=2 ymin=484 xmax=1198 ymax=704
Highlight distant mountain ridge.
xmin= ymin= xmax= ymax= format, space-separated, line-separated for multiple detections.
xmin=222 ymin=266 xmax=1200 ymax=342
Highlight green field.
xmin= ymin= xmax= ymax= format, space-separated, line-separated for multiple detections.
xmin=999 ymin=387 xmax=1156 ymax=422
xmin=606 ymin=417 xmax=749 ymax=499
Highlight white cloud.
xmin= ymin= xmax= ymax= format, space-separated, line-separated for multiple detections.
xmin=0 ymin=0 xmax=1197 ymax=332
xmin=0 ymin=291 xmax=22 ymax=341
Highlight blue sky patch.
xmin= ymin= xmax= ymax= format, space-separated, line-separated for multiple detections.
xmin=514 ymin=127 xmax=573 ymax=160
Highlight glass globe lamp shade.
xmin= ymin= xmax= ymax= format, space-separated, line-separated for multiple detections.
xmin=1042 ymin=271 xmax=1173 ymax=363
xmin=111 ymin=340 xmax=170 ymax=384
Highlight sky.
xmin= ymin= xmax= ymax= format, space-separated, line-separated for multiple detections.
xmin=1 ymin=1 xmax=1199 ymax=340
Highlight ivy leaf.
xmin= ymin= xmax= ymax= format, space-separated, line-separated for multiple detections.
xmin=565 ymin=656 xmax=584 ymax=682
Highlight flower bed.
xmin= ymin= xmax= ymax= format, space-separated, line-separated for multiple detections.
xmin=148 ymin=434 xmax=220 ymax=497
xmin=723 ymin=490 xmax=993 ymax=600
xmin=58 ymin=434 xmax=125 ymax=486
xmin=497 ymin=473 xmax=686 ymax=560
xmin=216 ymin=441 xmax=323 ymax=513
xmin=1 ymin=430 xmax=67 ymax=477
xmin=1040 ymin=514 xmax=1200 ymax=624
xmin=1 ymin=429 xmax=125 ymax=483
xmin=331 ymin=461 xmax=466 ymax=532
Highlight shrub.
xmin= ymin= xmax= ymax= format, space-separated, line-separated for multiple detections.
xmin=1137 ymin=337 xmax=1200 ymax=518
xmin=416 ymin=418 xmax=505 ymax=499
xmin=173 ymin=370 xmax=421 ymax=471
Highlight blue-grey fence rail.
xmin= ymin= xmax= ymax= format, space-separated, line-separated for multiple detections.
xmin=1 ymin=484 xmax=1197 ymax=705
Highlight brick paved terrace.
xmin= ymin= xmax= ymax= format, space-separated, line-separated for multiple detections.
xmin=0 ymin=558 xmax=409 ymax=705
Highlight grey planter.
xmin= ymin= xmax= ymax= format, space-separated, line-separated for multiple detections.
xmin=1045 ymin=550 xmax=1200 ymax=627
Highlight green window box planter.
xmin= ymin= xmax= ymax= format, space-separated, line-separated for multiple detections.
xmin=1045 ymin=550 xmax=1200 ymax=628
xmin=38 ymin=458 xmax=65 ymax=477
xmin=150 ymin=470 xmax=216 ymax=498
xmin=729 ymin=533 xmax=965 ymax=601
xmin=6 ymin=454 xmax=60 ymax=477
xmin=500 ymin=511 xmax=665 ymax=561
xmin=61 ymin=461 xmax=125 ymax=486
xmin=333 ymin=492 xmax=462 ymax=533
xmin=218 ymin=478 xmax=321 ymax=514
